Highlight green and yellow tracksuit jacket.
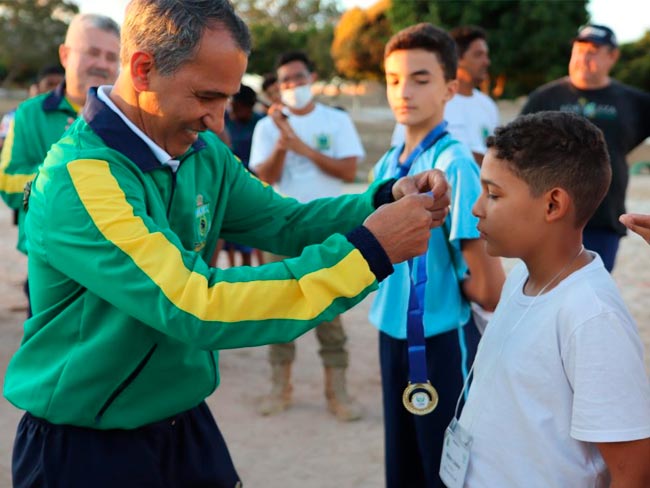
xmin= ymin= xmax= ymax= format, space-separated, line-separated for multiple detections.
xmin=4 ymin=88 xmax=395 ymax=429
xmin=0 ymin=83 xmax=78 ymax=254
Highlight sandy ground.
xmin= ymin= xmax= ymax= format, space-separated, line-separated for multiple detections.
xmin=1 ymin=102 xmax=650 ymax=486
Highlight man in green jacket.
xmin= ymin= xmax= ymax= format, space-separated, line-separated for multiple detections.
xmin=4 ymin=1 xmax=451 ymax=487
xmin=0 ymin=13 xmax=120 ymax=314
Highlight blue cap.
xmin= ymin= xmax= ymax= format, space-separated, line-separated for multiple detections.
xmin=575 ymin=24 xmax=618 ymax=48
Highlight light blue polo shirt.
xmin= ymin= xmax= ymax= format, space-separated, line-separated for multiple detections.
xmin=369 ymin=133 xmax=481 ymax=339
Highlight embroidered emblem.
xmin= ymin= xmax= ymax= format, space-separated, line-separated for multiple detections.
xmin=193 ymin=194 xmax=210 ymax=251
xmin=314 ymin=133 xmax=332 ymax=151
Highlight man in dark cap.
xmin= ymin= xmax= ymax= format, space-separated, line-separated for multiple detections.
xmin=521 ymin=24 xmax=650 ymax=272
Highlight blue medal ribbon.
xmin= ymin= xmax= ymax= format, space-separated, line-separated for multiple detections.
xmin=392 ymin=121 xmax=448 ymax=388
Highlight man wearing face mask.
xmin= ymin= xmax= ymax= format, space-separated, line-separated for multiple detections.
xmin=250 ymin=50 xmax=365 ymax=421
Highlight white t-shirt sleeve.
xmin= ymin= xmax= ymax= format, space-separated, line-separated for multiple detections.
xmin=333 ymin=111 xmax=365 ymax=161
xmin=564 ymin=312 xmax=650 ymax=443
xmin=249 ymin=117 xmax=278 ymax=172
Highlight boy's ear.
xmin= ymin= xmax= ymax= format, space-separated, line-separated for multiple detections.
xmin=444 ymin=79 xmax=458 ymax=103
xmin=544 ymin=187 xmax=572 ymax=223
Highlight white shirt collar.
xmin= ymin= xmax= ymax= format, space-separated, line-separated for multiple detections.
xmin=97 ymin=86 xmax=179 ymax=172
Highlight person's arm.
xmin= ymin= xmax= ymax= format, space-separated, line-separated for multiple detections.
xmin=620 ymin=213 xmax=650 ymax=244
xmin=276 ymin=122 xmax=357 ymax=182
xmin=248 ymin=110 xmax=287 ymax=184
xmin=249 ymin=142 xmax=287 ymax=184
xmin=460 ymin=238 xmax=505 ymax=311
xmin=470 ymin=151 xmax=485 ymax=166
xmin=597 ymin=439 xmax=650 ymax=487
xmin=0 ymin=105 xmax=40 ymax=210
xmin=37 ymin=155 xmax=448 ymax=351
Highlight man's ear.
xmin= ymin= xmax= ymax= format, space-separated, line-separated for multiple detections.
xmin=544 ymin=187 xmax=572 ymax=223
xmin=58 ymin=44 xmax=69 ymax=69
xmin=131 ymin=51 xmax=155 ymax=92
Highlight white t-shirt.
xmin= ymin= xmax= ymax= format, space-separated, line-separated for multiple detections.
xmin=459 ymin=253 xmax=650 ymax=488
xmin=390 ymin=90 xmax=498 ymax=155
xmin=444 ymin=89 xmax=499 ymax=155
xmin=249 ymin=103 xmax=365 ymax=202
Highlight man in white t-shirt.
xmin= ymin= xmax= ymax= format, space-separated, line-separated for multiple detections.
xmin=391 ymin=25 xmax=498 ymax=167
xmin=249 ymin=51 xmax=365 ymax=421
xmin=445 ymin=25 xmax=499 ymax=165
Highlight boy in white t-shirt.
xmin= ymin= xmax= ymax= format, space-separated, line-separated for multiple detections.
xmin=447 ymin=111 xmax=650 ymax=487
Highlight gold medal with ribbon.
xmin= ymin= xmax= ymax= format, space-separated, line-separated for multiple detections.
xmin=402 ymin=381 xmax=438 ymax=415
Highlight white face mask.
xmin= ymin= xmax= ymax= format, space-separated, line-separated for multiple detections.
xmin=280 ymin=84 xmax=313 ymax=110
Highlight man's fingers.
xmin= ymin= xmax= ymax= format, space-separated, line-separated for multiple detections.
xmin=415 ymin=169 xmax=448 ymax=196
xmin=620 ymin=213 xmax=650 ymax=243
xmin=429 ymin=207 xmax=450 ymax=228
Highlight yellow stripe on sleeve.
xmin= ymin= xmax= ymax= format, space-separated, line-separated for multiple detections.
xmin=68 ymin=159 xmax=374 ymax=323
xmin=0 ymin=120 xmax=35 ymax=194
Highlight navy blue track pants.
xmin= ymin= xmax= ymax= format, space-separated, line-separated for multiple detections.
xmin=13 ymin=401 xmax=241 ymax=488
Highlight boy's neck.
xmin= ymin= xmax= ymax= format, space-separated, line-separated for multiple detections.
xmin=401 ymin=115 xmax=445 ymax=162
xmin=522 ymin=235 xmax=591 ymax=296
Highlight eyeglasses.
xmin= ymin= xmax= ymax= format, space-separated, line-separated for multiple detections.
xmin=278 ymin=72 xmax=310 ymax=86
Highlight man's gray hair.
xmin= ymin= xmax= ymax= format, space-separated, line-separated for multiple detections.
xmin=121 ymin=0 xmax=251 ymax=75
xmin=65 ymin=13 xmax=121 ymax=44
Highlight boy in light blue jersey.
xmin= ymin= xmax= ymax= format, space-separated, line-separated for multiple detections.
xmin=369 ymin=23 xmax=505 ymax=488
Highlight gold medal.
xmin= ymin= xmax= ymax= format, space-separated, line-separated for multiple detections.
xmin=402 ymin=381 xmax=438 ymax=415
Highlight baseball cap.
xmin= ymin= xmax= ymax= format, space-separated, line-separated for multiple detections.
xmin=575 ymin=24 xmax=618 ymax=48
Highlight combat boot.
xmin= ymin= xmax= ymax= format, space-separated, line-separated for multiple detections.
xmin=258 ymin=362 xmax=292 ymax=416
xmin=324 ymin=366 xmax=363 ymax=421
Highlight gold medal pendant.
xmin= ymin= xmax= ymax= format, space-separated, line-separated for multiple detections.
xmin=402 ymin=381 xmax=438 ymax=415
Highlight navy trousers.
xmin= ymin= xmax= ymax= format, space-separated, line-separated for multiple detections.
xmin=380 ymin=319 xmax=480 ymax=488
xmin=13 ymin=401 xmax=241 ymax=488
xmin=583 ymin=227 xmax=621 ymax=272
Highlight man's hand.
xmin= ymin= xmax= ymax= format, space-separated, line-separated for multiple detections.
xmin=364 ymin=193 xmax=444 ymax=264
xmin=391 ymin=169 xmax=451 ymax=228
xmin=268 ymin=104 xmax=311 ymax=156
xmin=619 ymin=213 xmax=650 ymax=244
xmin=392 ymin=169 xmax=450 ymax=201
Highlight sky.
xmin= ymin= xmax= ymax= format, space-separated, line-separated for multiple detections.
xmin=74 ymin=0 xmax=649 ymax=44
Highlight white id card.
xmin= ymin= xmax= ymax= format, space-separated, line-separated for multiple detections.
xmin=440 ymin=418 xmax=472 ymax=488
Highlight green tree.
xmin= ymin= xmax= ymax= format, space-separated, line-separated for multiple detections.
xmin=240 ymin=0 xmax=338 ymax=78
xmin=237 ymin=0 xmax=339 ymax=28
xmin=331 ymin=0 xmax=391 ymax=81
xmin=612 ymin=31 xmax=650 ymax=91
xmin=387 ymin=0 xmax=589 ymax=98
xmin=388 ymin=0 xmax=439 ymax=31
xmin=0 ymin=0 xmax=78 ymax=86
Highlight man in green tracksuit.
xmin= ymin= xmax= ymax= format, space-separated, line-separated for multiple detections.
xmin=0 ymin=13 xmax=120 ymax=314
xmin=4 ymin=1 xmax=451 ymax=487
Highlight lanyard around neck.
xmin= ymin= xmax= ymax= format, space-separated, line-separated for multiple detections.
xmin=396 ymin=121 xmax=449 ymax=415
xmin=393 ymin=120 xmax=448 ymax=179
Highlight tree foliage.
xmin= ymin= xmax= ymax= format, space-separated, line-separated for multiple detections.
xmin=387 ymin=0 xmax=589 ymax=98
xmin=0 ymin=0 xmax=78 ymax=86
xmin=237 ymin=0 xmax=339 ymax=28
xmin=238 ymin=0 xmax=338 ymax=78
xmin=612 ymin=31 xmax=650 ymax=92
xmin=331 ymin=0 xmax=391 ymax=81
xmin=388 ymin=0 xmax=439 ymax=31
xmin=247 ymin=23 xmax=336 ymax=79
